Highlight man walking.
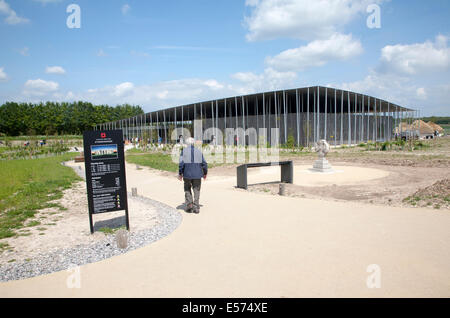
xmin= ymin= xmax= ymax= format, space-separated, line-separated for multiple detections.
xmin=178 ymin=137 xmax=208 ymax=214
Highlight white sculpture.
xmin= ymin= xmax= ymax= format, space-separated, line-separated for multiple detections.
xmin=312 ymin=140 xmax=333 ymax=172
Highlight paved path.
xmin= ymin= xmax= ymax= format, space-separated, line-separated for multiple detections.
xmin=1 ymin=163 xmax=449 ymax=297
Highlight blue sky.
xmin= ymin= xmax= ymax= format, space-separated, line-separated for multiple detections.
xmin=0 ymin=0 xmax=449 ymax=115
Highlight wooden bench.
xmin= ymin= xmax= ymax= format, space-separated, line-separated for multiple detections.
xmin=74 ymin=151 xmax=85 ymax=163
xmin=236 ymin=161 xmax=293 ymax=190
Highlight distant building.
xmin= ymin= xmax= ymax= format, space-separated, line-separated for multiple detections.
xmin=96 ymin=86 xmax=415 ymax=146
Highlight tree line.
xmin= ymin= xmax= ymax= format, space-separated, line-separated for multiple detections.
xmin=0 ymin=101 xmax=144 ymax=136
xmin=421 ymin=117 xmax=450 ymax=125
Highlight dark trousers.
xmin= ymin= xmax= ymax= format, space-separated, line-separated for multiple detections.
xmin=184 ymin=178 xmax=201 ymax=210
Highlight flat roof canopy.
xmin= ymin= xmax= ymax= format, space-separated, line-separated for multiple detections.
xmin=144 ymin=86 xmax=414 ymax=122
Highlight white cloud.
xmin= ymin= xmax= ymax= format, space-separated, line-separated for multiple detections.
xmin=266 ymin=33 xmax=363 ymax=71
xmin=130 ymin=50 xmax=150 ymax=58
xmin=45 ymin=66 xmax=66 ymax=75
xmin=378 ymin=35 xmax=450 ymax=75
xmin=0 ymin=67 xmax=7 ymax=81
xmin=156 ymin=90 xmax=169 ymax=99
xmin=231 ymin=67 xmax=298 ymax=94
xmin=24 ymin=79 xmax=59 ymax=96
xmin=14 ymin=68 xmax=297 ymax=107
xmin=151 ymin=45 xmax=221 ymax=51
xmin=331 ymin=35 xmax=450 ymax=115
xmin=244 ymin=0 xmax=382 ymax=41
xmin=32 ymin=0 xmax=62 ymax=3
xmin=203 ymin=79 xmax=224 ymax=90
xmin=0 ymin=0 xmax=29 ymax=25
xmin=79 ymin=79 xmax=235 ymax=107
xmin=113 ymin=82 xmax=134 ymax=97
xmin=122 ymin=4 xmax=130 ymax=15
xmin=19 ymin=47 xmax=29 ymax=56
xmin=97 ymin=49 xmax=107 ymax=57
xmin=416 ymin=87 xmax=427 ymax=100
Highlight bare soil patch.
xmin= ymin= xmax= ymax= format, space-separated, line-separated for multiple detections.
xmin=217 ymin=138 xmax=450 ymax=210
xmin=404 ymin=179 xmax=450 ymax=209
xmin=0 ymin=181 xmax=158 ymax=265
xmin=247 ymin=162 xmax=449 ymax=210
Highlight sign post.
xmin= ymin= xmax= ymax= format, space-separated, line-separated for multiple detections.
xmin=83 ymin=130 xmax=129 ymax=234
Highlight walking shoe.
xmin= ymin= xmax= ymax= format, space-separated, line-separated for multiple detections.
xmin=185 ymin=203 xmax=193 ymax=213
xmin=193 ymin=208 xmax=199 ymax=214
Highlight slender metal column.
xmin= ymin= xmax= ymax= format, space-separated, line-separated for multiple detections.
xmin=324 ymin=87 xmax=328 ymax=140
xmin=387 ymin=103 xmax=390 ymax=140
xmin=241 ymin=96 xmax=245 ymax=133
xmin=274 ymin=91 xmax=278 ymax=132
xmin=246 ymin=97 xmax=249 ymax=131
xmin=359 ymin=95 xmax=362 ymax=143
xmin=375 ymin=99 xmax=378 ymax=142
xmin=347 ymin=91 xmax=351 ymax=145
xmin=163 ymin=110 xmax=167 ymax=143
xmin=334 ymin=89 xmax=337 ymax=146
xmin=140 ymin=114 xmax=143 ymax=141
xmin=224 ymin=99 xmax=227 ymax=131
xmin=234 ymin=97 xmax=238 ymax=130
xmin=317 ymin=86 xmax=320 ymax=141
xmin=156 ymin=112 xmax=159 ymax=142
xmin=283 ymin=90 xmax=287 ymax=144
xmin=340 ymin=90 xmax=343 ymax=145
xmin=181 ymin=106 xmax=183 ymax=135
xmin=300 ymin=91 xmax=303 ymax=146
xmin=149 ymin=113 xmax=152 ymax=142
xmin=256 ymin=96 xmax=259 ymax=133
xmin=193 ymin=103 xmax=197 ymax=140
xmin=268 ymin=96 xmax=271 ymax=145
xmin=174 ymin=107 xmax=177 ymax=140
xmin=354 ymin=93 xmax=357 ymax=145
xmin=313 ymin=90 xmax=317 ymax=143
xmin=307 ymin=88 xmax=310 ymax=146
xmin=367 ymin=97 xmax=370 ymax=141
xmin=362 ymin=95 xmax=365 ymax=142
xmin=215 ymin=100 xmax=218 ymax=141
xmin=210 ymin=101 xmax=214 ymax=138
xmin=262 ymin=93 xmax=265 ymax=131
xmin=296 ymin=89 xmax=300 ymax=147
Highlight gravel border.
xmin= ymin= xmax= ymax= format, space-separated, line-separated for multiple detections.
xmin=0 ymin=194 xmax=182 ymax=282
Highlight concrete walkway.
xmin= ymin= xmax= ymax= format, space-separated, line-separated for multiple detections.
xmin=1 ymin=163 xmax=449 ymax=297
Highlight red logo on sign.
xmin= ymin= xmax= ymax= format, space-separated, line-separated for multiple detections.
xmin=101 ymin=133 xmax=106 ymax=138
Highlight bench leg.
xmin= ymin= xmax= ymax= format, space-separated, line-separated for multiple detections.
xmin=281 ymin=162 xmax=293 ymax=184
xmin=236 ymin=165 xmax=248 ymax=189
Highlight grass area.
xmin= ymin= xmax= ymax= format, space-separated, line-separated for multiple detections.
xmin=126 ymin=147 xmax=289 ymax=171
xmin=126 ymin=137 xmax=449 ymax=172
xmin=98 ymin=225 xmax=126 ymax=235
xmin=2 ymin=135 xmax=82 ymax=141
xmin=126 ymin=152 xmax=179 ymax=172
xmin=402 ymin=179 xmax=450 ymax=210
xmin=0 ymin=242 xmax=10 ymax=253
xmin=0 ymin=153 xmax=81 ymax=241
xmin=441 ymin=124 xmax=450 ymax=135
xmin=0 ymin=143 xmax=70 ymax=160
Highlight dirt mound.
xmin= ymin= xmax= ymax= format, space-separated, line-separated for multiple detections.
xmin=404 ymin=179 xmax=450 ymax=209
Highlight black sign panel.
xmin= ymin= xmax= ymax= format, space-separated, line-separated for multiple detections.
xmin=83 ymin=130 xmax=129 ymax=233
